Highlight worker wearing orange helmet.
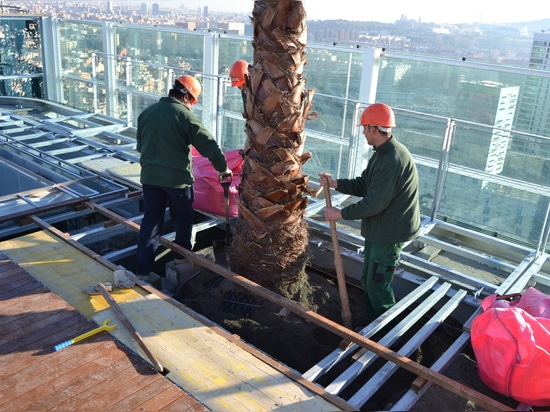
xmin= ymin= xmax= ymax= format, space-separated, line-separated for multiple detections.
xmin=136 ymin=74 xmax=232 ymax=280
xmin=230 ymin=59 xmax=250 ymax=115
xmin=319 ymin=103 xmax=420 ymax=323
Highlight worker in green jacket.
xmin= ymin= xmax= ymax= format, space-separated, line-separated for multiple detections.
xmin=136 ymin=74 xmax=231 ymax=279
xmin=320 ymin=103 xmax=420 ymax=323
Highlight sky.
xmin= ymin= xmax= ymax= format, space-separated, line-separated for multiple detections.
xmin=175 ymin=0 xmax=548 ymax=25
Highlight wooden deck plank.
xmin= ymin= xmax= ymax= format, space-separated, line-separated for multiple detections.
xmin=0 ymin=316 xmax=101 ymax=378
xmin=0 ymin=255 xmax=206 ymax=412
xmin=1 ymin=232 xmax=347 ymax=412
xmin=0 ymin=300 xmax=83 ymax=347
xmin=0 ymin=286 xmax=55 ymax=321
xmin=133 ymin=385 xmax=202 ymax=412
xmin=0 ymin=260 xmax=27 ymax=285
xmin=161 ymin=395 xmax=210 ymax=412
xmin=1 ymin=338 xmax=122 ymax=405
xmin=0 ymin=231 xmax=145 ymax=317
xmin=0 ymin=275 xmax=46 ymax=307
xmin=90 ymin=292 xmax=344 ymax=411
xmin=55 ymin=356 xmax=161 ymax=410
xmin=106 ymin=376 xmax=179 ymax=410
xmin=0 ymin=309 xmax=86 ymax=354
xmin=81 ymin=366 xmax=167 ymax=411
xmin=10 ymin=340 xmax=129 ymax=410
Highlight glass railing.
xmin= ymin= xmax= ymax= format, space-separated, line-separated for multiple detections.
xmin=2 ymin=16 xmax=550 ymax=252
xmin=377 ymin=53 xmax=550 ymax=137
xmin=0 ymin=16 xmax=43 ymax=98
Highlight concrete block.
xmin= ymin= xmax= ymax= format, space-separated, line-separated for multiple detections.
xmin=415 ymin=245 xmax=442 ymax=261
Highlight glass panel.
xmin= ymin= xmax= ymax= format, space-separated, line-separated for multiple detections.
xmin=0 ymin=77 xmax=42 ymax=98
xmin=114 ymin=26 xmax=205 ymax=72
xmin=131 ymin=94 xmax=158 ymax=124
xmin=59 ymin=21 xmax=103 ymax=78
xmin=302 ymin=134 xmax=353 ymax=179
xmin=390 ymin=109 xmax=449 ymax=216
xmin=306 ymin=46 xmax=363 ymax=100
xmin=115 ymin=89 xmax=128 ymax=119
xmin=515 ymin=75 xmax=550 ymax=136
xmin=307 ymin=93 xmax=356 ymax=138
xmin=222 ymin=84 xmax=247 ymax=114
xmin=128 ymin=61 xmax=171 ymax=95
xmin=0 ymin=17 xmax=43 ymax=97
xmin=220 ymin=115 xmax=246 ymax=152
xmin=376 ymin=55 xmax=550 ymax=139
xmin=62 ymin=77 xmax=104 ymax=113
xmin=218 ymin=37 xmax=253 ymax=79
xmin=436 ymin=120 xmax=550 ymax=247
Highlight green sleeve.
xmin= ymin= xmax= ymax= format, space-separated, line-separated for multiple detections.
xmin=187 ymin=112 xmax=228 ymax=172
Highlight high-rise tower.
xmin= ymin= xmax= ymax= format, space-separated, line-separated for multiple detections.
xmin=515 ymin=31 xmax=550 ymax=141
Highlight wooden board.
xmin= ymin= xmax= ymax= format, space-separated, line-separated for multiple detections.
xmin=0 ymin=232 xmax=345 ymax=411
xmin=0 ymin=254 xmax=207 ymax=412
xmin=0 ymin=231 xmax=144 ymax=317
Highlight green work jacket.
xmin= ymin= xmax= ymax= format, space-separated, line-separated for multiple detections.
xmin=136 ymin=96 xmax=227 ymax=188
xmin=336 ymin=136 xmax=420 ymax=245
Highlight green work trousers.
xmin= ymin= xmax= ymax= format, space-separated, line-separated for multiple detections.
xmin=361 ymin=240 xmax=404 ymax=323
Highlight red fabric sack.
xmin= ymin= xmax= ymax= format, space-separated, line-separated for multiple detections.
xmin=471 ymin=287 xmax=550 ymax=406
xmin=192 ymin=148 xmax=243 ymax=217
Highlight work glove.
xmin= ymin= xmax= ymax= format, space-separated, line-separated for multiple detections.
xmin=218 ymin=168 xmax=232 ymax=181
xmin=113 ymin=269 xmax=135 ymax=288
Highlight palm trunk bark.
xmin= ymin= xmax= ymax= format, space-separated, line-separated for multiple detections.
xmin=228 ymin=0 xmax=315 ymax=297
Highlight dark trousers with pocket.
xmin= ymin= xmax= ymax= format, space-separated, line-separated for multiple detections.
xmin=361 ymin=240 xmax=404 ymax=323
xmin=136 ymin=184 xmax=194 ymax=276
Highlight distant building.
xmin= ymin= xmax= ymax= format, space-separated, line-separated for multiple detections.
xmin=454 ymin=80 xmax=519 ymax=179
xmin=176 ymin=21 xmax=197 ymax=31
xmin=515 ymin=31 xmax=550 ymax=142
xmin=140 ymin=3 xmax=148 ymax=16
xmin=203 ymin=6 xmax=209 ymax=18
xmin=529 ymin=31 xmax=550 ymax=69
xmin=152 ymin=3 xmax=160 ymax=16
xmin=217 ymin=22 xmax=245 ymax=36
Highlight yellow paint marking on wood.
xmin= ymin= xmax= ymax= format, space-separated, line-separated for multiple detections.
xmin=0 ymin=231 xmax=145 ymax=318
xmin=88 ymin=288 xmax=142 ymax=312
xmin=94 ymin=293 xmax=339 ymax=411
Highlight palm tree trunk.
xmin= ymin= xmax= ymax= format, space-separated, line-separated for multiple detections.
xmin=228 ymin=0 xmax=315 ymax=297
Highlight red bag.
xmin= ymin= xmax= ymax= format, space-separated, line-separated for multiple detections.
xmin=192 ymin=148 xmax=243 ymax=217
xmin=471 ymin=287 xmax=550 ymax=406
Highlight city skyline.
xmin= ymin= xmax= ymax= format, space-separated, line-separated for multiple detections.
xmin=148 ymin=0 xmax=548 ymax=25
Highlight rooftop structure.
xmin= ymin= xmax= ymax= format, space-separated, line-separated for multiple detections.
xmin=1 ymin=13 xmax=550 ymax=411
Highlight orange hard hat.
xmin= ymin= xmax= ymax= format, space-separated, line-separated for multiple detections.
xmin=174 ymin=75 xmax=202 ymax=105
xmin=359 ymin=103 xmax=396 ymax=129
xmin=230 ymin=59 xmax=249 ymax=87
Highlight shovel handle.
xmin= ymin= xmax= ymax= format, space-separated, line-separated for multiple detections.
xmin=220 ymin=175 xmax=232 ymax=244
xmin=323 ymin=184 xmax=353 ymax=330
xmin=221 ymin=181 xmax=231 ymax=198
xmin=96 ymin=283 xmax=168 ymax=375
xmin=219 ymin=172 xmax=233 ymax=185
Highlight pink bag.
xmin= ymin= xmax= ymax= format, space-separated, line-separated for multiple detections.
xmin=192 ymin=148 xmax=243 ymax=217
xmin=471 ymin=287 xmax=550 ymax=406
